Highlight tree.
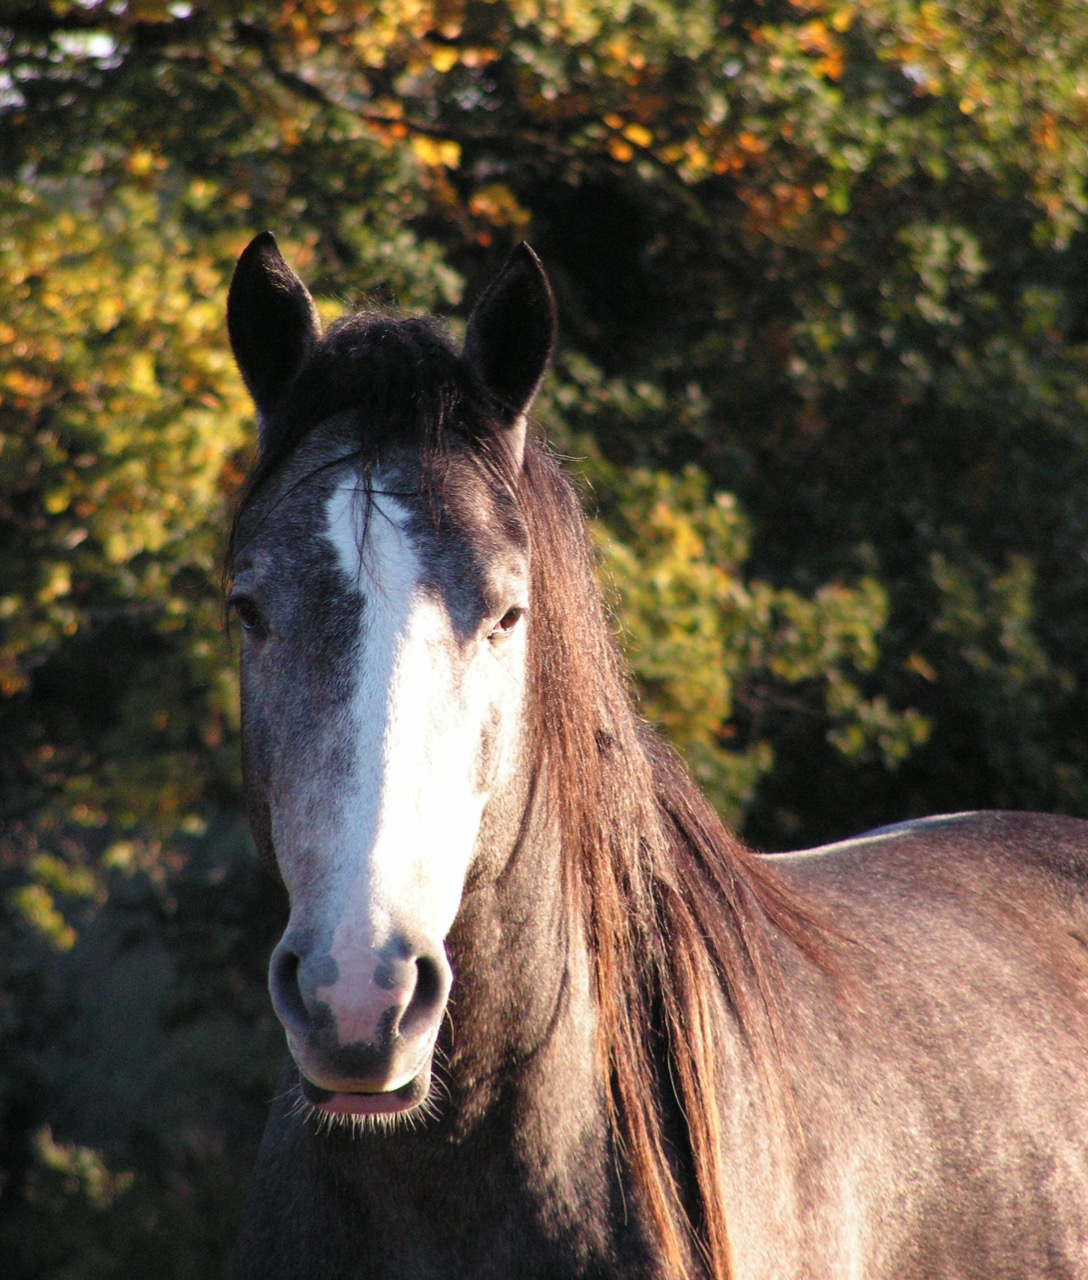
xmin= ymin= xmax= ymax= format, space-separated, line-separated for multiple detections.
xmin=4 ymin=2 xmax=1088 ymax=1274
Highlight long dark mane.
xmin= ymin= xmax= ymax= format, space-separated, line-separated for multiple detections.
xmin=518 ymin=440 xmax=828 ymax=1280
xmin=228 ymin=313 xmax=828 ymax=1280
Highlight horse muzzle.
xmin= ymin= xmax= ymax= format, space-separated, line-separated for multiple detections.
xmin=269 ymin=933 xmax=451 ymax=1115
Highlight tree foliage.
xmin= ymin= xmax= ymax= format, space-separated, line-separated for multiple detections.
xmin=4 ymin=1 xmax=1088 ymax=1274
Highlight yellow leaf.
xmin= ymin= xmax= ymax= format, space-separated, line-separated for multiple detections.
xmin=44 ymin=487 xmax=70 ymax=514
xmin=10 ymin=884 xmax=76 ymax=950
xmin=411 ymin=135 xmax=462 ymax=168
xmin=128 ymin=349 xmax=158 ymax=396
xmin=37 ymin=562 xmax=71 ymax=602
xmin=125 ymin=148 xmax=157 ymax=177
xmin=623 ymin=123 xmax=653 ymax=149
xmin=3 ymin=369 xmax=53 ymax=401
xmin=430 ymin=46 xmax=459 ymax=73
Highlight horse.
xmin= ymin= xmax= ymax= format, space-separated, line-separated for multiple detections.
xmin=224 ymin=230 xmax=1088 ymax=1279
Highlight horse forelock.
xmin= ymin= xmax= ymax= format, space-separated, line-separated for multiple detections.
xmin=226 ymin=313 xmax=521 ymax=577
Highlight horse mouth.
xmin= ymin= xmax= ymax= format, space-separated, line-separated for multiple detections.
xmin=299 ymin=1062 xmax=433 ymax=1117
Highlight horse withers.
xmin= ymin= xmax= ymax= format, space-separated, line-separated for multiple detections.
xmin=225 ymin=231 xmax=1088 ymax=1279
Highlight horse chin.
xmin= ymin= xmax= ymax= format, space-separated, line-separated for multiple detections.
xmin=299 ymin=1062 xmax=433 ymax=1121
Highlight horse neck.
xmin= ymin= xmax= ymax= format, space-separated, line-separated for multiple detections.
xmin=446 ymin=768 xmax=604 ymax=1128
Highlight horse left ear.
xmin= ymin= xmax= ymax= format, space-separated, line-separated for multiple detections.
xmin=463 ymin=243 xmax=557 ymax=468
xmin=227 ymin=232 xmax=322 ymax=448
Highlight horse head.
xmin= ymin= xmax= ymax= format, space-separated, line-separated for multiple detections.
xmin=226 ymin=234 xmax=556 ymax=1121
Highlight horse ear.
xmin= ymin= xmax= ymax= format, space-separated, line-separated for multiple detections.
xmin=227 ymin=232 xmax=321 ymax=444
xmin=462 ymin=243 xmax=557 ymax=467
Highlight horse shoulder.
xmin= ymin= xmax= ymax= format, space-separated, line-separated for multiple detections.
xmin=719 ymin=810 xmax=1088 ymax=1279
xmin=765 ymin=808 xmax=1088 ymax=1050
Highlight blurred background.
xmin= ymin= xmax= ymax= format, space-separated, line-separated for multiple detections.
xmin=4 ymin=1 xmax=1088 ymax=1273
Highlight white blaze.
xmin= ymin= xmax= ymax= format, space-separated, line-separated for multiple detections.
xmin=316 ymin=480 xmax=488 ymax=1020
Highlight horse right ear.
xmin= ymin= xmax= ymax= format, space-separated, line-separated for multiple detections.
xmin=227 ymin=232 xmax=321 ymax=443
xmin=462 ymin=243 xmax=557 ymax=468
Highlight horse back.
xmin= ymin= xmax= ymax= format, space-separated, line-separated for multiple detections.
xmin=777 ymin=809 xmax=1088 ymax=960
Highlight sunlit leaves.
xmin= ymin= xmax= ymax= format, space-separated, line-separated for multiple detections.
xmin=876 ymin=0 xmax=1088 ymax=239
xmin=0 ymin=176 xmax=249 ymax=846
xmin=589 ymin=462 xmax=928 ymax=823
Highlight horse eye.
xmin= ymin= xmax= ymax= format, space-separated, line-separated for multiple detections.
xmin=490 ymin=606 xmax=524 ymax=639
xmin=231 ymin=595 xmax=263 ymax=632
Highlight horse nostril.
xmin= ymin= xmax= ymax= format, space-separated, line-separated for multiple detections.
xmin=415 ymin=954 xmax=442 ymax=1006
xmin=400 ymin=953 xmax=449 ymax=1037
xmin=269 ymin=945 xmax=311 ymax=1037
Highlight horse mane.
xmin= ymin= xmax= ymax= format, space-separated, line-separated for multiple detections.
xmin=227 ymin=313 xmax=828 ymax=1280
xmin=517 ymin=442 xmax=828 ymax=1279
